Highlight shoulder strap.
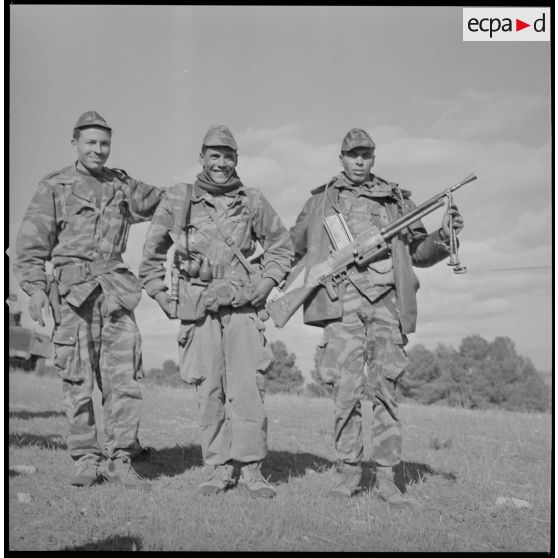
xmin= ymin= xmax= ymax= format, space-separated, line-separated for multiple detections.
xmin=200 ymin=200 xmax=255 ymax=276
xmin=172 ymin=183 xmax=194 ymax=234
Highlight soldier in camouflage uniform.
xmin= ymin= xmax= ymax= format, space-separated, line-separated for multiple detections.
xmin=139 ymin=125 xmax=293 ymax=498
xmin=13 ymin=111 xmax=164 ymax=490
xmin=290 ymin=128 xmax=464 ymax=508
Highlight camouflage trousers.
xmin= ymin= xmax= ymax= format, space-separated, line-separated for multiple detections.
xmin=52 ymin=287 xmax=144 ymax=462
xmin=316 ymin=283 xmax=408 ymax=467
xmin=177 ymin=306 xmax=274 ymax=466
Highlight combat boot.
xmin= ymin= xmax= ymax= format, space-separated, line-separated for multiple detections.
xmin=239 ymin=461 xmax=276 ymax=499
xmin=327 ymin=462 xmax=362 ymax=498
xmin=373 ymin=465 xmax=412 ymax=510
xmin=198 ymin=462 xmax=236 ymax=495
xmin=100 ymin=456 xmax=152 ymax=491
xmin=69 ymin=458 xmax=100 ymax=487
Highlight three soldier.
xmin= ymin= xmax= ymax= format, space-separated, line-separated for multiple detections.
xmin=14 ymin=118 xmax=464 ymax=507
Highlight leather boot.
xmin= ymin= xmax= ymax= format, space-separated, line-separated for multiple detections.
xmin=198 ymin=462 xmax=236 ymax=495
xmin=327 ymin=462 xmax=362 ymax=498
xmin=69 ymin=457 xmax=101 ymax=487
xmin=100 ymin=456 xmax=151 ymax=491
xmin=374 ymin=465 xmax=412 ymax=509
xmin=239 ymin=461 xmax=276 ymax=498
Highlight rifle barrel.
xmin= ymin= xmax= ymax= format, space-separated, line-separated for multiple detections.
xmin=383 ymin=199 xmax=445 ymax=238
xmin=381 ymin=173 xmax=476 ymax=239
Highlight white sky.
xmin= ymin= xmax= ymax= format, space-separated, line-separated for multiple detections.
xmin=7 ymin=5 xmax=553 ymax=376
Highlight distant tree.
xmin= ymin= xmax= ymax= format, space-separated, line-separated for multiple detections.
xmin=399 ymin=344 xmax=440 ymax=400
xmin=162 ymin=359 xmax=179 ymax=376
xmin=400 ymin=335 xmax=550 ymax=412
xmin=265 ymin=340 xmax=305 ymax=394
xmin=305 ymin=364 xmax=333 ymax=398
xmin=145 ymin=359 xmax=185 ymax=388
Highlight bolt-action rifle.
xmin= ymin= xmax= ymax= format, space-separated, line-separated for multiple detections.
xmin=266 ymin=173 xmax=477 ymax=328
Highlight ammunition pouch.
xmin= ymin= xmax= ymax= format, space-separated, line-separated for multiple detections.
xmin=175 ymin=261 xmax=263 ymax=320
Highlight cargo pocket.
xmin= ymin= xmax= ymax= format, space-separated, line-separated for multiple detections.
xmin=177 ymin=321 xmax=203 ymax=384
xmin=382 ymin=325 xmax=409 ymax=382
xmin=315 ymin=330 xmax=340 ymax=386
xmin=368 ymin=259 xmax=395 ymax=286
xmin=248 ymin=313 xmax=274 ymax=375
xmin=52 ymin=324 xmax=82 ymax=381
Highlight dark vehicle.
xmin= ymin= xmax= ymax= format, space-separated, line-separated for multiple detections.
xmin=8 ymin=293 xmax=52 ymax=372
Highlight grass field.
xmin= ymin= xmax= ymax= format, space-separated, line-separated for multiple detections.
xmin=7 ymin=370 xmax=553 ymax=552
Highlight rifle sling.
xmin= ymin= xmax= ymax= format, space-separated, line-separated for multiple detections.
xmin=173 ymin=183 xmax=194 ymax=248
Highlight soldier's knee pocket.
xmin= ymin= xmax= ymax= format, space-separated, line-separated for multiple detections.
xmin=247 ymin=313 xmax=274 ymax=374
xmin=52 ymin=323 xmax=83 ymax=381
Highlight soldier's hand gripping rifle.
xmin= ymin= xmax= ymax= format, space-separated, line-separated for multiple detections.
xmin=266 ymin=173 xmax=477 ymax=328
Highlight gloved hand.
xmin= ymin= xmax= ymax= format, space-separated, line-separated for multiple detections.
xmin=441 ymin=204 xmax=464 ymax=239
xmin=250 ymin=277 xmax=276 ymax=308
xmin=154 ymin=291 xmax=174 ymax=318
xmin=28 ymin=291 xmax=50 ymax=327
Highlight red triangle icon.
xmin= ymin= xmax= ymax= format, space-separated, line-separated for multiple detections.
xmin=516 ymin=19 xmax=530 ymax=31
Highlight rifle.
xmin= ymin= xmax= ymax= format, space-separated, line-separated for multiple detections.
xmin=267 ymin=173 xmax=477 ymax=328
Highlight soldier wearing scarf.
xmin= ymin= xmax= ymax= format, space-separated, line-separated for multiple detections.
xmin=139 ymin=125 xmax=293 ymax=498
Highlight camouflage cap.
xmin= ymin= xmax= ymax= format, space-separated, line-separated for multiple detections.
xmin=202 ymin=125 xmax=238 ymax=151
xmin=73 ymin=110 xmax=112 ymax=132
xmin=341 ymin=128 xmax=375 ymax=152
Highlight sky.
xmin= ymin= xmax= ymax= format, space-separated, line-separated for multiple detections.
xmin=7 ymin=5 xmax=553 ymax=378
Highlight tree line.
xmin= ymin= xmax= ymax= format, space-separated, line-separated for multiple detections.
xmin=27 ymin=334 xmax=549 ymax=413
xmin=305 ymin=334 xmax=550 ymax=413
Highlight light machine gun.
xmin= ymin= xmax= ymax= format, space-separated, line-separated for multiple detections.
xmin=266 ymin=173 xmax=477 ymax=328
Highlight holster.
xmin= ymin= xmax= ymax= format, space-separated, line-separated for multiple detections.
xmin=46 ymin=274 xmax=62 ymax=326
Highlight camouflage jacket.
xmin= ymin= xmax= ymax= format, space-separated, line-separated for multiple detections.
xmin=139 ymin=182 xmax=294 ymax=301
xmin=290 ymin=172 xmax=451 ymax=334
xmin=14 ymin=163 xmax=163 ymax=312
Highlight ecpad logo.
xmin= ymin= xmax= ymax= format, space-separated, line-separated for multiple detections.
xmin=463 ymin=8 xmax=550 ymax=41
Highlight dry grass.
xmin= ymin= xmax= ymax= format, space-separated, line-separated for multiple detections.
xmin=7 ymin=370 xmax=552 ymax=552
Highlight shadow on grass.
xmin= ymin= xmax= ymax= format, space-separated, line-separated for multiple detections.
xmin=132 ymin=446 xmax=335 ymax=484
xmin=360 ymin=460 xmax=458 ymax=494
xmin=60 ymin=535 xmax=142 ymax=551
xmin=132 ymin=447 xmax=456 ymax=491
xmin=132 ymin=444 xmax=203 ymax=479
xmin=9 ymin=410 xmax=65 ymax=420
xmin=9 ymin=432 xmax=67 ymax=451
xmin=262 ymin=450 xmax=335 ymax=484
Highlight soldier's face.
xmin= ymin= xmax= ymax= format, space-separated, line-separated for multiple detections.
xmin=199 ymin=147 xmax=237 ymax=184
xmin=72 ymin=127 xmax=111 ymax=174
xmin=340 ymin=148 xmax=375 ymax=184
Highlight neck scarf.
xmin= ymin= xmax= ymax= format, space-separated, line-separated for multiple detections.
xmin=339 ymin=171 xmax=374 ymax=190
xmin=194 ymin=170 xmax=243 ymax=196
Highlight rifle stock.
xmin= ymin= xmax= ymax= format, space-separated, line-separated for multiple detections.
xmin=266 ymin=173 xmax=476 ymax=328
xmin=266 ymin=284 xmax=316 ymax=328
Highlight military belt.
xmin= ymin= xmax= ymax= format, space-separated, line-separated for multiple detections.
xmin=56 ymin=259 xmax=122 ymax=286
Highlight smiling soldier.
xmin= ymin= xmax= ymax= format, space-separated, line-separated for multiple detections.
xmin=139 ymin=125 xmax=294 ymax=498
xmin=13 ymin=110 xmax=164 ymax=490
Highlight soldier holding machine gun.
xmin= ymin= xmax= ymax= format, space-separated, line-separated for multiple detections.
xmin=284 ymin=128 xmax=467 ymax=508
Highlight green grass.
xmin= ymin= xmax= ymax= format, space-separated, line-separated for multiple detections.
xmin=8 ymin=370 xmax=552 ymax=552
